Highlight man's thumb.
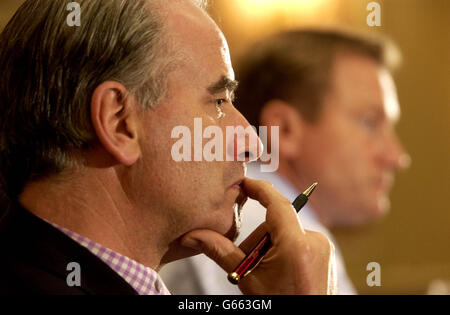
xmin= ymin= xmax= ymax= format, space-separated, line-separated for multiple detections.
xmin=180 ymin=229 xmax=245 ymax=273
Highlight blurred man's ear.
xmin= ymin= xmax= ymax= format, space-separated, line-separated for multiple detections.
xmin=259 ymin=100 xmax=304 ymax=159
xmin=90 ymin=81 xmax=141 ymax=166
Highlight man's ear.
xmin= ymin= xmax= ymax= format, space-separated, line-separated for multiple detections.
xmin=90 ymin=81 xmax=141 ymax=166
xmin=259 ymin=99 xmax=304 ymax=159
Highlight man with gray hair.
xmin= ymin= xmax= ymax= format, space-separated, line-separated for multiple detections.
xmin=161 ymin=28 xmax=410 ymax=294
xmin=0 ymin=0 xmax=336 ymax=295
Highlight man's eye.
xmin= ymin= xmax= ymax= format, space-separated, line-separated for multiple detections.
xmin=361 ymin=117 xmax=378 ymax=129
xmin=215 ymin=99 xmax=227 ymax=107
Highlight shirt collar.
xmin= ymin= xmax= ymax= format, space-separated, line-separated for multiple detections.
xmin=46 ymin=220 xmax=171 ymax=295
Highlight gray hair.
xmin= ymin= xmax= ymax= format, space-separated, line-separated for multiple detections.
xmin=0 ymin=0 xmax=205 ymax=198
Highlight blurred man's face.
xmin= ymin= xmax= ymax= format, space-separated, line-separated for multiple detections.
xmin=298 ymin=53 xmax=410 ymax=226
xmin=128 ymin=0 xmax=257 ymax=260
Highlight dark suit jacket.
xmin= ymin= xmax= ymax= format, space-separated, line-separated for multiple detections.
xmin=0 ymin=203 xmax=138 ymax=295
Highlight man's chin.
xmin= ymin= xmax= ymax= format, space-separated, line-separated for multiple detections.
xmin=377 ymin=195 xmax=391 ymax=213
xmin=353 ymin=196 xmax=391 ymax=226
xmin=160 ymin=240 xmax=202 ymax=266
xmin=162 ymin=190 xmax=248 ymax=263
xmin=162 ymin=219 xmax=239 ymax=265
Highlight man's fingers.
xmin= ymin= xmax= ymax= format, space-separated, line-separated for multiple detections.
xmin=238 ymin=222 xmax=269 ymax=254
xmin=242 ymin=178 xmax=305 ymax=235
xmin=180 ymin=229 xmax=245 ymax=273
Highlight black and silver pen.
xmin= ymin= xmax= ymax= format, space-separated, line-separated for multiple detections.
xmin=228 ymin=182 xmax=318 ymax=284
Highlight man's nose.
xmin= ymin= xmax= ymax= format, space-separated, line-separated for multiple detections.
xmin=381 ymin=131 xmax=411 ymax=171
xmin=226 ymin=111 xmax=263 ymax=163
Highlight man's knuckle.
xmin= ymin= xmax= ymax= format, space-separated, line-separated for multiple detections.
xmin=305 ymin=231 xmax=332 ymax=250
xmin=259 ymin=180 xmax=273 ymax=189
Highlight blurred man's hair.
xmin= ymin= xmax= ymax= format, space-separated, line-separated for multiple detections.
xmin=235 ymin=28 xmax=402 ymax=128
xmin=0 ymin=0 xmax=204 ymax=199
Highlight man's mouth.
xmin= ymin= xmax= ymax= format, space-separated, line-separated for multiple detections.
xmin=374 ymin=175 xmax=394 ymax=193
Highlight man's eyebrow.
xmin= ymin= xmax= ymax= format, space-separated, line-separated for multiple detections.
xmin=207 ymin=76 xmax=239 ymax=94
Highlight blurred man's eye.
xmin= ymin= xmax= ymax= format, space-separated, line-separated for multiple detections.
xmin=361 ymin=116 xmax=378 ymax=129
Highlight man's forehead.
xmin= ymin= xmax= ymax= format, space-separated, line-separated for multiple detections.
xmin=163 ymin=0 xmax=235 ymax=90
xmin=165 ymin=0 xmax=220 ymax=44
xmin=378 ymin=68 xmax=401 ymax=122
xmin=331 ymin=54 xmax=401 ymax=122
xmin=165 ymin=0 xmax=230 ymax=63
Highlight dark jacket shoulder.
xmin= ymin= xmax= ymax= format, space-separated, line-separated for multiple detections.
xmin=0 ymin=203 xmax=137 ymax=295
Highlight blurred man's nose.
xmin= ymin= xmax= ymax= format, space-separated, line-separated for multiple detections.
xmin=226 ymin=110 xmax=263 ymax=163
xmin=382 ymin=131 xmax=411 ymax=171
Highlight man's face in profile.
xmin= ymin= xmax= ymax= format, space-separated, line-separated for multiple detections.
xmin=128 ymin=0 xmax=256 ymax=260
xmin=299 ymin=53 xmax=410 ymax=226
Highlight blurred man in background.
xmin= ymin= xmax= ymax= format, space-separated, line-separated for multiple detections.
xmin=160 ymin=28 xmax=411 ymax=294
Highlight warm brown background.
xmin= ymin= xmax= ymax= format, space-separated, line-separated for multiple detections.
xmin=1 ymin=0 xmax=449 ymax=294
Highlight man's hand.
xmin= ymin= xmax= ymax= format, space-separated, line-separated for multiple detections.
xmin=180 ymin=178 xmax=337 ymax=295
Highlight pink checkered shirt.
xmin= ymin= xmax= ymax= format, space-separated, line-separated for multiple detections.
xmin=49 ymin=222 xmax=171 ymax=295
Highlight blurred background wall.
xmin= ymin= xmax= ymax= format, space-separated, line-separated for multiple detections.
xmin=1 ymin=0 xmax=449 ymax=294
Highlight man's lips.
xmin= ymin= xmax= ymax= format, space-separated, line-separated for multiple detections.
xmin=374 ymin=175 xmax=394 ymax=193
xmin=228 ymin=178 xmax=248 ymax=209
